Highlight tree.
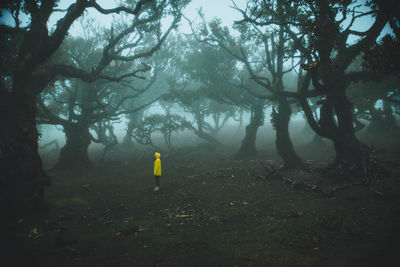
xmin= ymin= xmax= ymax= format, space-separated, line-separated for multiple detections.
xmin=292 ymin=0 xmax=389 ymax=167
xmin=234 ymin=0 xmax=391 ymax=170
xmin=91 ymin=119 xmax=119 ymax=162
xmin=159 ymin=34 xmax=234 ymax=148
xmin=0 ymin=0 xmax=188 ymax=207
xmin=189 ymin=8 xmax=304 ymax=167
xmin=181 ymin=38 xmax=238 ymax=138
xmin=170 ymin=32 xmax=270 ymax=157
xmin=122 ymin=38 xmax=180 ymax=148
xmin=198 ymin=60 xmax=268 ymax=158
xmin=347 ymin=55 xmax=400 ymax=133
xmin=166 ymin=88 xmax=225 ymax=147
xmin=236 ymin=98 xmax=265 ymax=158
xmin=123 ymin=105 xmax=146 ymax=146
xmin=37 ymin=32 xmax=162 ymax=168
xmin=131 ymin=112 xmax=186 ymax=151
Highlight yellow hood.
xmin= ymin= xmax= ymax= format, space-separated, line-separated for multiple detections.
xmin=155 ymin=152 xmax=161 ymax=159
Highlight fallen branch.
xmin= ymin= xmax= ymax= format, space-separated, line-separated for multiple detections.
xmin=254 ymin=161 xmax=385 ymax=198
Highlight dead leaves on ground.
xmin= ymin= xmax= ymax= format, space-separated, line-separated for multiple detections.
xmin=27 ymin=227 xmax=41 ymax=239
xmin=115 ymin=225 xmax=146 ymax=238
xmin=161 ymin=207 xmax=196 ymax=220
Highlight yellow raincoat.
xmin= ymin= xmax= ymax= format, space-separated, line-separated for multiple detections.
xmin=154 ymin=152 xmax=161 ymax=176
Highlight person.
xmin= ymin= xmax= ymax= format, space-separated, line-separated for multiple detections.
xmin=153 ymin=152 xmax=161 ymax=191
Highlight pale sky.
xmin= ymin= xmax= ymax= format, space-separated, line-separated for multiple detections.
xmin=58 ymin=0 xmax=248 ymax=36
xmin=0 ymin=0 xmax=390 ymax=40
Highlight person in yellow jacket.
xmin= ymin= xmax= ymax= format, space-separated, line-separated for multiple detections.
xmin=153 ymin=152 xmax=162 ymax=191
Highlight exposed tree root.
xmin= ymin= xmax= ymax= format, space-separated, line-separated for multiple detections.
xmin=250 ymin=155 xmax=390 ymax=198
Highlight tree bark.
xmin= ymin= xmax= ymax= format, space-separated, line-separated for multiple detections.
xmin=0 ymin=91 xmax=50 ymax=209
xmin=0 ymin=0 xmax=90 ymax=211
xmin=330 ymin=92 xmax=367 ymax=165
xmin=98 ymin=123 xmax=118 ymax=162
xmin=274 ymin=98 xmax=304 ymax=168
xmin=57 ymin=122 xmax=92 ymax=168
xmin=123 ymin=123 xmax=134 ymax=145
xmin=301 ymin=89 xmax=369 ymax=169
xmin=235 ymin=101 xmax=264 ymax=158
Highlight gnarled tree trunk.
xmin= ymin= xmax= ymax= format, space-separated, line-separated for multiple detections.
xmin=273 ymin=98 xmax=304 ymax=168
xmin=330 ymin=91 xmax=367 ymax=166
xmin=57 ymin=122 xmax=92 ymax=168
xmin=0 ymin=89 xmax=50 ymax=210
xmin=235 ymin=100 xmax=264 ymax=158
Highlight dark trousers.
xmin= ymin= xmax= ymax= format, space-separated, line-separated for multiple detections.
xmin=155 ymin=175 xmax=160 ymax=187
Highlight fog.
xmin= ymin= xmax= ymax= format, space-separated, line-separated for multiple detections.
xmin=2 ymin=1 xmax=400 ymax=266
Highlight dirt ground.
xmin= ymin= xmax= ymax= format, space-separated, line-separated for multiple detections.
xmin=10 ymin=139 xmax=400 ymax=267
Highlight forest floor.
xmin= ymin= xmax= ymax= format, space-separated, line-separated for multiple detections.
xmin=10 ymin=141 xmax=400 ymax=267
